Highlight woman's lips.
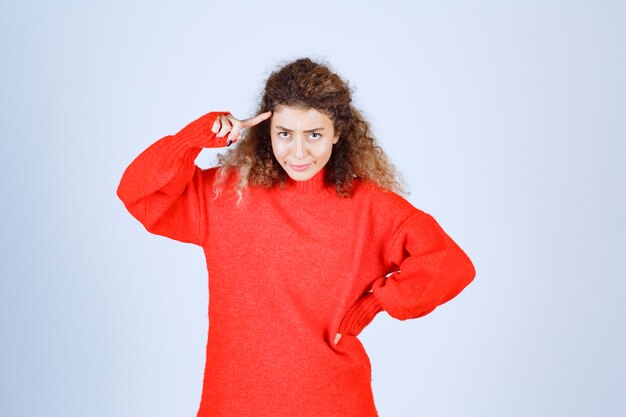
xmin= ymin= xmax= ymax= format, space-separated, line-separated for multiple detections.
xmin=289 ymin=163 xmax=312 ymax=171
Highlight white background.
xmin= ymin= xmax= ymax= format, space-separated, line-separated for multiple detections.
xmin=1 ymin=1 xmax=624 ymax=416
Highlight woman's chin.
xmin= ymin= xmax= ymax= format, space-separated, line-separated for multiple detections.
xmin=285 ymin=163 xmax=317 ymax=180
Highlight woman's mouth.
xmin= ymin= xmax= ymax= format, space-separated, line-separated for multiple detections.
xmin=289 ymin=163 xmax=312 ymax=172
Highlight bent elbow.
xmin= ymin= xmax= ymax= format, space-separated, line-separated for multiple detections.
xmin=443 ymin=249 xmax=476 ymax=304
xmin=463 ymin=254 xmax=476 ymax=287
xmin=116 ymin=181 xmax=129 ymax=206
xmin=449 ymin=236 xmax=476 ymax=286
xmin=116 ymin=174 xmax=137 ymax=208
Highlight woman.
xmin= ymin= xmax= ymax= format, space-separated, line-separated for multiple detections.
xmin=117 ymin=57 xmax=476 ymax=417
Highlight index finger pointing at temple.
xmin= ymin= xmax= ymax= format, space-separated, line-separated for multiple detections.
xmin=241 ymin=111 xmax=272 ymax=128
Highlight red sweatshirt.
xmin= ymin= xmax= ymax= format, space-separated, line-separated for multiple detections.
xmin=116 ymin=111 xmax=476 ymax=417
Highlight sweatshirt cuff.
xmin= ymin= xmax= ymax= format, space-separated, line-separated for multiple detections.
xmin=337 ymin=291 xmax=384 ymax=337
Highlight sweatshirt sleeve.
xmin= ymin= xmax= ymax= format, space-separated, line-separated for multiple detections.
xmin=338 ymin=210 xmax=476 ymax=336
xmin=116 ymin=111 xmax=232 ymax=246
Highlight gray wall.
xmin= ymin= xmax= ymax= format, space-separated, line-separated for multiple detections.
xmin=1 ymin=1 xmax=624 ymax=416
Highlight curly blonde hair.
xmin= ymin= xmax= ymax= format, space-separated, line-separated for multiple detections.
xmin=211 ymin=57 xmax=409 ymax=205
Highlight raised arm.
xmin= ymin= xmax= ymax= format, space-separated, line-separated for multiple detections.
xmin=338 ymin=210 xmax=476 ymax=337
xmin=116 ymin=111 xmax=232 ymax=246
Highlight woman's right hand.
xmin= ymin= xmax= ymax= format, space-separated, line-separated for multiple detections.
xmin=211 ymin=111 xmax=273 ymax=147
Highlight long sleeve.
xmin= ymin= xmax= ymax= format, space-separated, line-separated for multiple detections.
xmin=338 ymin=210 xmax=476 ymax=336
xmin=116 ymin=111 xmax=231 ymax=246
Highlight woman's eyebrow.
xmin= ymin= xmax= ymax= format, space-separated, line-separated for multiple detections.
xmin=275 ymin=125 xmax=325 ymax=133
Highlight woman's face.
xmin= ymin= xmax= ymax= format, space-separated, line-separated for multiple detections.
xmin=270 ymin=105 xmax=339 ymax=181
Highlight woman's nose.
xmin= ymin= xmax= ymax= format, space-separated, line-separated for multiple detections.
xmin=294 ymin=136 xmax=305 ymax=158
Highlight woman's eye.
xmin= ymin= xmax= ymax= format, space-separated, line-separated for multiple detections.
xmin=277 ymin=132 xmax=321 ymax=139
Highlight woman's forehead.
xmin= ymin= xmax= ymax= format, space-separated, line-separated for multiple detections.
xmin=271 ymin=105 xmax=331 ymax=124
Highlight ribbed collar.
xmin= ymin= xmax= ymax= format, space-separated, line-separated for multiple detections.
xmin=285 ymin=165 xmax=332 ymax=194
